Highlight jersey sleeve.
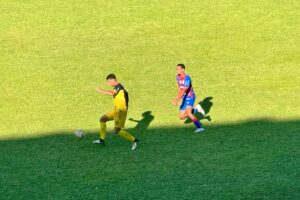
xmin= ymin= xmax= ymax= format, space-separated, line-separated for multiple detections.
xmin=183 ymin=76 xmax=191 ymax=87
xmin=175 ymin=76 xmax=179 ymax=87
xmin=114 ymin=84 xmax=125 ymax=94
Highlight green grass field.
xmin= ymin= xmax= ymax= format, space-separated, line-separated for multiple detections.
xmin=1 ymin=0 xmax=300 ymax=199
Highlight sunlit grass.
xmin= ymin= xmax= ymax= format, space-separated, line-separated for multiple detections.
xmin=0 ymin=0 xmax=299 ymax=198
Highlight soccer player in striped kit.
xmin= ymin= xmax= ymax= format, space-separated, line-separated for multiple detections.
xmin=172 ymin=64 xmax=205 ymax=133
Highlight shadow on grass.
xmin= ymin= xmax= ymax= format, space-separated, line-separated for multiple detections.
xmin=0 ymin=119 xmax=299 ymax=200
xmin=185 ymin=96 xmax=214 ymax=124
xmin=128 ymin=110 xmax=154 ymax=133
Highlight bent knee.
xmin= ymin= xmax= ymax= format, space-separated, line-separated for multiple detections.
xmin=179 ymin=116 xmax=186 ymax=120
xmin=186 ymin=113 xmax=195 ymax=119
xmin=100 ymin=115 xmax=108 ymax=122
xmin=114 ymin=127 xmax=121 ymax=134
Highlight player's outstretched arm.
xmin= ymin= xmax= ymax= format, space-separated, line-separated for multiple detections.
xmin=172 ymin=87 xmax=187 ymax=105
xmin=96 ymin=86 xmax=116 ymax=96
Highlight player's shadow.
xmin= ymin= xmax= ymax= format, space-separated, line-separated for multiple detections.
xmin=184 ymin=96 xmax=213 ymax=124
xmin=129 ymin=111 xmax=154 ymax=133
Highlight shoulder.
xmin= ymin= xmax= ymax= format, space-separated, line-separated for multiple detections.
xmin=184 ymin=75 xmax=191 ymax=81
xmin=114 ymin=83 xmax=124 ymax=92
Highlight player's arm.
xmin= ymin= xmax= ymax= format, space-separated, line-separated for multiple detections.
xmin=172 ymin=76 xmax=191 ymax=105
xmin=96 ymin=86 xmax=117 ymax=96
xmin=172 ymin=87 xmax=188 ymax=105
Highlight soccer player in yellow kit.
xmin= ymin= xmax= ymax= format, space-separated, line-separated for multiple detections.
xmin=93 ymin=74 xmax=139 ymax=150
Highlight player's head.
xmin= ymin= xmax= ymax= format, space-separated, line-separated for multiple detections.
xmin=176 ymin=64 xmax=185 ymax=75
xmin=106 ymin=74 xmax=117 ymax=86
xmin=142 ymin=111 xmax=152 ymax=117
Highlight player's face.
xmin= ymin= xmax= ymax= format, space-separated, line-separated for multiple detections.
xmin=107 ymin=79 xmax=115 ymax=87
xmin=176 ymin=66 xmax=184 ymax=75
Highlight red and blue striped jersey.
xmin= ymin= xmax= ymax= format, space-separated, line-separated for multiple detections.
xmin=176 ymin=75 xmax=195 ymax=99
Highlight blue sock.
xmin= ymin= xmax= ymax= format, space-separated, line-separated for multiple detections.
xmin=192 ymin=119 xmax=202 ymax=128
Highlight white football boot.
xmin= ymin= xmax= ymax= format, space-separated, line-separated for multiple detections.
xmin=195 ymin=128 xmax=205 ymax=133
xmin=195 ymin=104 xmax=205 ymax=115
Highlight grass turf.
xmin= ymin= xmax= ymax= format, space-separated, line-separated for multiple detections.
xmin=1 ymin=0 xmax=300 ymax=199
xmin=1 ymin=120 xmax=299 ymax=199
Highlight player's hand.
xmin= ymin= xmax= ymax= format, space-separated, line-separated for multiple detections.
xmin=96 ymin=86 xmax=102 ymax=92
xmin=172 ymin=99 xmax=178 ymax=106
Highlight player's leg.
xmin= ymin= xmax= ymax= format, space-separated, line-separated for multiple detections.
xmin=179 ymin=100 xmax=188 ymax=120
xmin=179 ymin=110 xmax=188 ymax=120
xmin=186 ymin=106 xmax=204 ymax=132
xmin=114 ymin=111 xmax=135 ymax=142
xmin=93 ymin=111 xmax=114 ymax=144
xmin=114 ymin=110 xmax=139 ymax=150
xmin=99 ymin=115 xmax=109 ymax=141
xmin=186 ymin=97 xmax=205 ymax=132
xmin=193 ymin=104 xmax=205 ymax=115
xmin=114 ymin=127 xmax=135 ymax=142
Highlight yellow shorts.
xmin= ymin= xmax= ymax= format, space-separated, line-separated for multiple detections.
xmin=106 ymin=109 xmax=127 ymax=128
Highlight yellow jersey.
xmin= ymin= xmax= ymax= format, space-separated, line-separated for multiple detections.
xmin=113 ymin=83 xmax=129 ymax=111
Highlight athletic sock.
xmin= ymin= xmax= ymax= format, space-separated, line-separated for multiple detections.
xmin=100 ymin=121 xmax=106 ymax=140
xmin=191 ymin=117 xmax=202 ymax=128
xmin=118 ymin=130 xmax=135 ymax=142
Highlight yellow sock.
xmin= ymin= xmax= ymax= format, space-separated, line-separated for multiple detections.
xmin=118 ymin=130 xmax=135 ymax=142
xmin=100 ymin=122 xmax=106 ymax=140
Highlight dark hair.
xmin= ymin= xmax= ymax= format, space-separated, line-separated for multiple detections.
xmin=177 ymin=64 xmax=185 ymax=69
xmin=106 ymin=74 xmax=116 ymax=80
